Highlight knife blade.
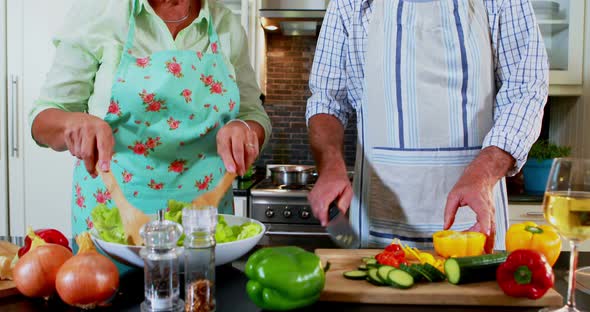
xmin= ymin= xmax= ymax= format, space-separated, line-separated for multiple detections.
xmin=326 ymin=202 xmax=360 ymax=249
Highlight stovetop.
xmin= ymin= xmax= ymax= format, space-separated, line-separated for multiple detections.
xmin=250 ymin=178 xmax=313 ymax=198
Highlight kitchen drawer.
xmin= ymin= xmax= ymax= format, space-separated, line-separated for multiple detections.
xmin=508 ymin=204 xmax=590 ymax=252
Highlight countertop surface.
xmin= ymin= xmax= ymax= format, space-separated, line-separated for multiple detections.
xmin=1 ymin=241 xmax=589 ymax=312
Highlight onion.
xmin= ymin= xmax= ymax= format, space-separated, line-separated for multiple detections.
xmin=56 ymin=232 xmax=119 ymax=309
xmin=13 ymin=244 xmax=73 ymax=298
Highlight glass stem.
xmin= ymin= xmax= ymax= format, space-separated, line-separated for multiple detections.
xmin=566 ymin=240 xmax=579 ymax=308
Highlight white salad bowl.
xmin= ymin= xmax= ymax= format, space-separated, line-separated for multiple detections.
xmin=90 ymin=214 xmax=265 ymax=267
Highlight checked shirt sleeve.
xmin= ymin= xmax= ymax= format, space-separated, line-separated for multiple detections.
xmin=483 ymin=0 xmax=549 ymax=176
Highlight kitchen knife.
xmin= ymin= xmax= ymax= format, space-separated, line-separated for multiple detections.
xmin=326 ymin=202 xmax=360 ymax=249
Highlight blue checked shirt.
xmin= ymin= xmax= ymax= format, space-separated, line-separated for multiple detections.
xmin=306 ymin=0 xmax=549 ymax=174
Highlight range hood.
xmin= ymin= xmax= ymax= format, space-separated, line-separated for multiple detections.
xmin=259 ymin=0 xmax=329 ymax=36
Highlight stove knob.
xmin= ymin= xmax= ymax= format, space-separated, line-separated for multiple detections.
xmin=283 ymin=209 xmax=292 ymax=218
xmin=300 ymin=210 xmax=310 ymax=219
xmin=265 ymin=209 xmax=275 ymax=218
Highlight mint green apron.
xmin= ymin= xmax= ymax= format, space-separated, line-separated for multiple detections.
xmin=71 ymin=4 xmax=239 ymax=236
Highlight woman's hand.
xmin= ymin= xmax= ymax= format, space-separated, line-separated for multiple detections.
xmin=63 ymin=113 xmax=115 ymax=178
xmin=216 ymin=120 xmax=261 ymax=176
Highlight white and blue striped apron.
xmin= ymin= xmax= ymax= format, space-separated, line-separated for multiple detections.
xmin=350 ymin=0 xmax=509 ymax=249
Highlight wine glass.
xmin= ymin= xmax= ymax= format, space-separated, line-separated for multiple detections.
xmin=540 ymin=158 xmax=590 ymax=312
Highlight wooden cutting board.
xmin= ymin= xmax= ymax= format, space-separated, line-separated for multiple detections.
xmin=0 ymin=241 xmax=20 ymax=298
xmin=316 ymin=249 xmax=563 ymax=307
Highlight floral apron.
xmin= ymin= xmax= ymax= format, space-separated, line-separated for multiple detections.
xmin=350 ymin=0 xmax=509 ymax=249
xmin=71 ymin=2 xmax=239 ymax=237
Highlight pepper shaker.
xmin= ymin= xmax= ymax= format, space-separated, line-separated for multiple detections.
xmin=183 ymin=205 xmax=217 ymax=312
xmin=140 ymin=216 xmax=184 ymax=312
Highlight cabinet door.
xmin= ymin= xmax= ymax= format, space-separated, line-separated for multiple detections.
xmin=0 ymin=0 xmax=7 ymax=237
xmin=233 ymin=196 xmax=248 ymax=217
xmin=533 ymin=0 xmax=585 ymax=85
xmin=7 ymin=0 xmax=76 ymax=238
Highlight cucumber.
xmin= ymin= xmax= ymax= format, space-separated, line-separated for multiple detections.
xmin=343 ymin=270 xmax=368 ymax=280
xmin=387 ymin=269 xmax=415 ymax=289
xmin=358 ymin=264 xmax=368 ymax=271
xmin=362 ymin=257 xmax=376 ymax=264
xmin=367 ymin=268 xmax=386 ymax=286
xmin=366 ymin=263 xmax=381 ymax=269
xmin=399 ymin=263 xmax=422 ymax=282
xmin=422 ymin=263 xmax=446 ymax=282
xmin=445 ymin=252 xmax=508 ymax=285
xmin=412 ymin=264 xmax=435 ymax=282
xmin=377 ymin=265 xmax=396 ymax=282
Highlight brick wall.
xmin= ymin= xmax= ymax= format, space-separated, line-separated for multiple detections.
xmin=256 ymin=33 xmax=357 ymax=169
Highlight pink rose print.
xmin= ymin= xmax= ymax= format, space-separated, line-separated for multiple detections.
xmin=136 ymin=56 xmax=151 ymax=68
xmin=148 ymin=179 xmax=164 ymax=190
xmin=200 ymin=74 xmax=214 ymax=86
xmin=211 ymin=42 xmax=218 ymax=54
xmin=145 ymin=137 xmax=162 ymax=150
xmin=181 ymin=89 xmax=192 ymax=103
xmin=145 ymin=121 xmax=151 ymax=127
xmin=178 ymin=185 xmax=183 ymax=189
xmin=210 ymin=82 xmax=226 ymax=95
xmin=75 ymin=159 xmax=82 ymax=168
xmin=197 ymin=51 xmax=203 ymax=60
xmin=133 ymin=191 xmax=139 ymax=197
xmin=168 ymin=159 xmax=188 ymax=174
xmin=122 ymin=170 xmax=133 ymax=183
xmin=113 ymin=128 xmax=119 ymax=134
xmin=191 ymin=65 xmax=197 ymax=71
xmin=117 ymin=78 xmax=126 ymax=83
xmin=228 ymin=99 xmax=236 ymax=111
xmin=93 ymin=189 xmax=112 ymax=204
xmin=179 ymin=142 xmax=185 ymax=147
xmin=129 ymin=142 xmax=148 ymax=156
xmin=195 ymin=174 xmax=214 ymax=191
xmin=167 ymin=117 xmax=181 ymax=130
xmin=165 ymin=57 xmax=184 ymax=78
xmin=144 ymin=76 xmax=151 ymax=80
xmin=135 ymin=120 xmax=142 ymax=125
xmin=146 ymin=165 xmax=155 ymax=170
xmin=204 ymin=104 xmax=211 ymax=109
xmin=139 ymin=90 xmax=168 ymax=112
xmin=76 ymin=196 xmax=86 ymax=209
xmin=108 ymin=99 xmax=123 ymax=117
xmin=86 ymin=217 xmax=93 ymax=230
xmin=75 ymin=183 xmax=82 ymax=197
xmin=147 ymin=100 xmax=166 ymax=113
xmin=189 ymin=114 xmax=195 ymax=120
xmin=198 ymin=153 xmax=205 ymax=159
xmin=213 ymin=105 xmax=219 ymax=113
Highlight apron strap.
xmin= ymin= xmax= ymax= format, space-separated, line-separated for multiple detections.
xmin=206 ymin=14 xmax=220 ymax=51
xmin=123 ymin=0 xmax=138 ymax=53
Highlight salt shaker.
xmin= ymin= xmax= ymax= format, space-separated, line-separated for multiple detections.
xmin=140 ymin=212 xmax=184 ymax=312
xmin=183 ymin=205 xmax=217 ymax=312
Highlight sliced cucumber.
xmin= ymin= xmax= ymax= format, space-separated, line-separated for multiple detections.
xmin=445 ymin=252 xmax=508 ymax=285
xmin=343 ymin=270 xmax=368 ymax=280
xmin=358 ymin=264 xmax=368 ymax=271
xmin=399 ymin=263 xmax=422 ymax=281
xmin=387 ymin=269 xmax=415 ymax=289
xmin=366 ymin=263 xmax=381 ymax=269
xmin=422 ymin=263 xmax=445 ymax=282
xmin=362 ymin=257 xmax=376 ymax=264
xmin=377 ymin=265 xmax=396 ymax=282
xmin=367 ymin=268 xmax=386 ymax=286
xmin=412 ymin=264 xmax=435 ymax=282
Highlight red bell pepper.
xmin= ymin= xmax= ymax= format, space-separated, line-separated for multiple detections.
xmin=496 ymin=249 xmax=554 ymax=300
xmin=376 ymin=244 xmax=407 ymax=268
xmin=17 ymin=228 xmax=71 ymax=257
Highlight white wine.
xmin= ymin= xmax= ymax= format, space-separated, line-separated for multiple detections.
xmin=544 ymin=191 xmax=590 ymax=241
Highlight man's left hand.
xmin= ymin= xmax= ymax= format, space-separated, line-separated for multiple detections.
xmin=443 ymin=146 xmax=515 ymax=253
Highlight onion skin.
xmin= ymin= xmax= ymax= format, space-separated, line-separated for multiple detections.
xmin=56 ymin=233 xmax=119 ymax=309
xmin=13 ymin=244 xmax=73 ymax=298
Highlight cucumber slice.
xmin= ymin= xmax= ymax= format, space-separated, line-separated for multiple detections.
xmin=362 ymin=257 xmax=376 ymax=264
xmin=387 ymin=269 xmax=415 ymax=289
xmin=367 ymin=268 xmax=386 ymax=286
xmin=358 ymin=264 xmax=368 ymax=271
xmin=366 ymin=263 xmax=381 ymax=269
xmin=399 ymin=263 xmax=422 ymax=281
xmin=445 ymin=252 xmax=508 ymax=285
xmin=422 ymin=263 xmax=445 ymax=282
xmin=343 ymin=270 xmax=368 ymax=280
xmin=412 ymin=264 xmax=435 ymax=282
xmin=377 ymin=265 xmax=396 ymax=282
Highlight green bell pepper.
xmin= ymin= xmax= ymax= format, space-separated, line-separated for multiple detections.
xmin=245 ymin=246 xmax=325 ymax=311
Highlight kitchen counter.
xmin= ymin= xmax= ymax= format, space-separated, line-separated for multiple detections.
xmin=1 ymin=245 xmax=589 ymax=312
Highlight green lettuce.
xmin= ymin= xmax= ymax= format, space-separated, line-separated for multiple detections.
xmin=91 ymin=200 xmax=262 ymax=246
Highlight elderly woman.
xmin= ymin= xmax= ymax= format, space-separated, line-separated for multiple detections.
xmin=30 ymin=0 xmax=271 ymax=237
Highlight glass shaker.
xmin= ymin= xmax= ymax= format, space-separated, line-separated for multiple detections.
xmin=140 ymin=212 xmax=184 ymax=312
xmin=183 ymin=205 xmax=217 ymax=312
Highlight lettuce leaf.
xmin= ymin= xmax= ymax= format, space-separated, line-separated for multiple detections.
xmin=91 ymin=201 xmax=262 ymax=246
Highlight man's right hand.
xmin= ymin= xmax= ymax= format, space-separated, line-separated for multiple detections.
xmin=308 ymin=165 xmax=353 ymax=227
xmin=63 ymin=113 xmax=115 ymax=178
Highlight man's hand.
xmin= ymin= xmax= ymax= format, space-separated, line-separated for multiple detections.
xmin=443 ymin=146 xmax=515 ymax=253
xmin=308 ymin=165 xmax=353 ymax=226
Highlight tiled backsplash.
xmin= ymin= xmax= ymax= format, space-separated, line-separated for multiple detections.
xmin=256 ymin=34 xmax=358 ymax=168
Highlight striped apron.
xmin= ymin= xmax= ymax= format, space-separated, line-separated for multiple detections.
xmin=350 ymin=0 xmax=509 ymax=249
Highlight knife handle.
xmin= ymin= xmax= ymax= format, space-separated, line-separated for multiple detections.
xmin=328 ymin=202 xmax=340 ymax=221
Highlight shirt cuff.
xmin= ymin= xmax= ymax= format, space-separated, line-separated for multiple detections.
xmin=305 ymin=101 xmax=349 ymax=127
xmin=482 ymin=129 xmax=529 ymax=177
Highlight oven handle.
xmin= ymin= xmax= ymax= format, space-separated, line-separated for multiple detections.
xmin=265 ymin=230 xmax=330 ymax=236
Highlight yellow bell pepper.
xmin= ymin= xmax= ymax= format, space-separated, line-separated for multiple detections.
xmin=505 ymin=221 xmax=561 ymax=266
xmin=432 ymin=230 xmax=486 ymax=258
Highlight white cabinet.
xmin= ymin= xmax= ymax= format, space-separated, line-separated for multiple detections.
xmin=531 ymin=0 xmax=586 ymax=95
xmin=233 ymin=196 xmax=248 ymax=218
xmin=6 ymin=0 xmax=76 ymax=238
xmin=219 ymin=0 xmax=259 ymax=70
xmin=0 ymin=0 xmax=8 ymax=237
xmin=508 ymin=203 xmax=590 ymax=252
